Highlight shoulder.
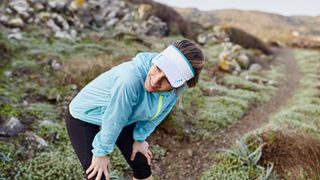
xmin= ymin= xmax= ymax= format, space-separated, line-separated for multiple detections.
xmin=133 ymin=52 xmax=159 ymax=66
xmin=135 ymin=52 xmax=159 ymax=60
xmin=114 ymin=74 xmax=141 ymax=90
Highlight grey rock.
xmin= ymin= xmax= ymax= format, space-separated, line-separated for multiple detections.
xmin=51 ymin=13 xmax=70 ymax=30
xmin=54 ymin=31 xmax=72 ymax=40
xmin=6 ymin=8 xmax=14 ymax=14
xmin=39 ymin=119 xmax=55 ymax=126
xmin=32 ymin=2 xmax=46 ymax=11
xmin=8 ymin=17 xmax=24 ymax=27
xmin=105 ymin=18 xmax=119 ymax=28
xmin=46 ymin=18 xmax=61 ymax=32
xmin=197 ymin=33 xmax=208 ymax=45
xmin=0 ymin=13 xmax=9 ymax=24
xmin=1 ymin=0 xmax=170 ymax=39
xmin=46 ymin=58 xmax=62 ymax=70
xmin=0 ymin=117 xmax=25 ymax=137
xmin=21 ymin=100 xmax=29 ymax=107
xmin=236 ymin=54 xmax=250 ymax=69
xmin=249 ymin=63 xmax=263 ymax=72
xmin=140 ymin=16 xmax=168 ymax=37
xmin=4 ymin=70 xmax=12 ymax=77
xmin=9 ymin=0 xmax=30 ymax=14
xmin=8 ymin=28 xmax=23 ymax=40
xmin=48 ymin=0 xmax=67 ymax=11
xmin=25 ymin=131 xmax=49 ymax=148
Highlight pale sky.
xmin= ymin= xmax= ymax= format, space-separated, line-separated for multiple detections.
xmin=154 ymin=0 xmax=320 ymax=16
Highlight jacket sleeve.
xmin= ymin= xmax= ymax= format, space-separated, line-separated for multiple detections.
xmin=133 ymin=99 xmax=176 ymax=142
xmin=91 ymin=76 xmax=139 ymax=156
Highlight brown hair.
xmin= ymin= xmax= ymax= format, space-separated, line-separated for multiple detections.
xmin=172 ymin=39 xmax=205 ymax=88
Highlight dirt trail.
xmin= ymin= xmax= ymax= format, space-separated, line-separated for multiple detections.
xmin=152 ymin=48 xmax=301 ymax=179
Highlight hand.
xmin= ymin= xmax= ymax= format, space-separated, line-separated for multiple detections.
xmin=86 ymin=155 xmax=110 ymax=180
xmin=131 ymin=140 xmax=153 ymax=165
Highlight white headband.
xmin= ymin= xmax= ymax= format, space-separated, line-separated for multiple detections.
xmin=152 ymin=45 xmax=195 ymax=88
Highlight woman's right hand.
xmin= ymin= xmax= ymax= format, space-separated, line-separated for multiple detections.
xmin=86 ymin=155 xmax=110 ymax=180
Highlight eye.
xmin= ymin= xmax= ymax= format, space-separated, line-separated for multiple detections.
xmin=164 ymin=77 xmax=169 ymax=84
xmin=156 ymin=66 xmax=161 ymax=71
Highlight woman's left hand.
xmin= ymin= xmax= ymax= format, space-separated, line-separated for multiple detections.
xmin=130 ymin=140 xmax=153 ymax=165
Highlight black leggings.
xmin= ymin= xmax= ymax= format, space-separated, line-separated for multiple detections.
xmin=65 ymin=109 xmax=152 ymax=179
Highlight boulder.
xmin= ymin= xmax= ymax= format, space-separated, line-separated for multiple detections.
xmin=0 ymin=116 xmax=25 ymax=137
xmin=138 ymin=4 xmax=153 ymax=20
xmin=8 ymin=0 xmax=31 ymax=18
xmin=236 ymin=54 xmax=250 ymax=69
xmin=249 ymin=63 xmax=263 ymax=72
xmin=25 ymin=131 xmax=49 ymax=148
xmin=8 ymin=28 xmax=23 ymax=40
xmin=8 ymin=17 xmax=24 ymax=28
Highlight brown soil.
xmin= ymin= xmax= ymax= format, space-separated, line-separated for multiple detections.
xmin=149 ymin=48 xmax=302 ymax=179
xmin=260 ymin=130 xmax=320 ymax=178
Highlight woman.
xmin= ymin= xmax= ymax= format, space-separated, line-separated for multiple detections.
xmin=65 ymin=39 xmax=205 ymax=180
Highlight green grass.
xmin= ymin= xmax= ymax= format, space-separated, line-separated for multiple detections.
xmin=266 ymin=49 xmax=320 ymax=138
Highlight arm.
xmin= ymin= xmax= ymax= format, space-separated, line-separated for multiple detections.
xmin=91 ymin=76 xmax=139 ymax=156
xmin=133 ymin=98 xmax=176 ymax=142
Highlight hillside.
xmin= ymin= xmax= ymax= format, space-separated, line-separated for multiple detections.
xmin=176 ymin=8 xmax=320 ymax=42
xmin=1 ymin=0 xmax=320 ymax=179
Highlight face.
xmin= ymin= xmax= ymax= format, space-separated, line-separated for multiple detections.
xmin=144 ymin=65 xmax=174 ymax=92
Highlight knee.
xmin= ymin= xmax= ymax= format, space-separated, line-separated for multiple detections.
xmin=130 ymin=153 xmax=152 ymax=179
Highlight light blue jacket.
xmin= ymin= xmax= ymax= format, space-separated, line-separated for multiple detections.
xmin=69 ymin=52 xmax=185 ymax=156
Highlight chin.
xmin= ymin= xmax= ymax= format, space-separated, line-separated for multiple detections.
xmin=145 ymin=87 xmax=153 ymax=92
xmin=144 ymin=83 xmax=154 ymax=92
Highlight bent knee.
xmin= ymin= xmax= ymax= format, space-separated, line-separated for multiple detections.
xmin=130 ymin=153 xmax=152 ymax=179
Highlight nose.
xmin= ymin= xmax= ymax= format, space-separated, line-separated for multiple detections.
xmin=153 ymin=72 xmax=166 ymax=85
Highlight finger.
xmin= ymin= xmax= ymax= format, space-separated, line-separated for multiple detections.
xmin=104 ymin=169 xmax=109 ymax=180
xmin=88 ymin=168 xmax=98 ymax=179
xmin=95 ymin=170 xmax=102 ymax=180
xmin=131 ymin=150 xmax=137 ymax=161
xmin=143 ymin=152 xmax=151 ymax=165
xmin=147 ymin=155 xmax=151 ymax=165
xmin=147 ymin=150 xmax=153 ymax=158
xmin=86 ymin=165 xmax=94 ymax=174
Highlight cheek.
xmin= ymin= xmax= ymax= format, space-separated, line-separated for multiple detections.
xmin=162 ymin=83 xmax=173 ymax=90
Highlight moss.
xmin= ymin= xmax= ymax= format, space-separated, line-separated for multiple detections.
xmin=199 ymin=81 xmax=263 ymax=102
xmin=151 ymin=144 xmax=167 ymax=160
xmin=11 ymin=59 xmax=41 ymax=75
xmin=14 ymin=151 xmax=83 ymax=179
xmin=110 ymin=147 xmax=131 ymax=174
xmin=0 ymin=30 xmax=23 ymax=59
xmin=223 ymin=75 xmax=276 ymax=92
xmin=265 ymin=131 xmax=277 ymax=144
xmin=0 ymin=103 xmax=21 ymax=118
xmin=0 ymin=144 xmax=15 ymax=178
xmin=196 ymin=96 xmax=248 ymax=133
xmin=26 ymin=103 xmax=60 ymax=122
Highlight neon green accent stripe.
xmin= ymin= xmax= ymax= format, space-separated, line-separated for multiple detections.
xmin=149 ymin=95 xmax=164 ymax=121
